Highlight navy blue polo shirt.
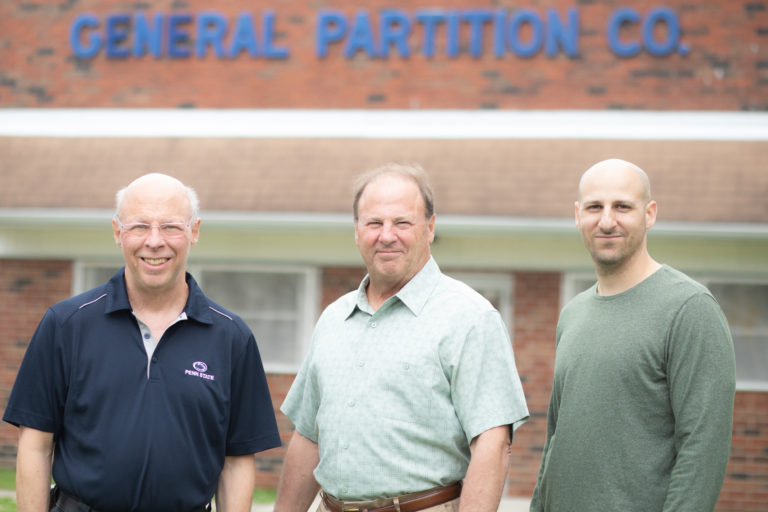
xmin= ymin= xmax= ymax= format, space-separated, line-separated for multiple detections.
xmin=3 ymin=269 xmax=281 ymax=512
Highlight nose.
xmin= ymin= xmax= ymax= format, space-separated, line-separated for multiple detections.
xmin=379 ymin=222 xmax=397 ymax=244
xmin=598 ymin=208 xmax=617 ymax=232
xmin=144 ymin=226 xmax=166 ymax=247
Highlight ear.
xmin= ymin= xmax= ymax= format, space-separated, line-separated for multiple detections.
xmin=573 ymin=201 xmax=581 ymax=227
xmin=190 ymin=218 xmax=201 ymax=246
xmin=112 ymin=218 xmax=122 ymax=247
xmin=427 ymin=215 xmax=436 ymax=243
xmin=645 ymin=200 xmax=658 ymax=230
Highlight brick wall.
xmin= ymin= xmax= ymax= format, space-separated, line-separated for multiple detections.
xmin=507 ymin=272 xmax=561 ymax=497
xmin=0 ymin=259 xmax=72 ymax=466
xmin=717 ymin=392 xmax=768 ymax=511
xmin=0 ymin=0 xmax=765 ymax=109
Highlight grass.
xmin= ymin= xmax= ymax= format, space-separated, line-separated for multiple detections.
xmin=0 ymin=497 xmax=16 ymax=512
xmin=252 ymin=487 xmax=277 ymax=503
xmin=0 ymin=469 xmax=13 ymax=490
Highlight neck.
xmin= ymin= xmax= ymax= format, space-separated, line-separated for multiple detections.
xmin=595 ymin=252 xmax=661 ymax=296
xmin=126 ymin=279 xmax=189 ymax=318
xmin=366 ymin=279 xmax=407 ymax=311
xmin=365 ymin=256 xmax=430 ymax=311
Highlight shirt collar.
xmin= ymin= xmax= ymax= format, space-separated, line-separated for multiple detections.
xmin=348 ymin=256 xmax=441 ymax=318
xmin=104 ymin=268 xmax=214 ymax=325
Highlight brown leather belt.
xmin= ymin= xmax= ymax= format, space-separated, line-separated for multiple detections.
xmin=321 ymin=482 xmax=462 ymax=512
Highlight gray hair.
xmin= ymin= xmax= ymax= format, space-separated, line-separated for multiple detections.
xmin=353 ymin=162 xmax=435 ymax=220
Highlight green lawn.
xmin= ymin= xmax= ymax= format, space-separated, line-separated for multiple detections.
xmin=252 ymin=487 xmax=277 ymax=503
xmin=0 ymin=469 xmax=13 ymax=490
xmin=0 ymin=497 xmax=16 ymax=512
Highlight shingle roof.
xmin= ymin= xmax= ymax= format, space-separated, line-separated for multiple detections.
xmin=1 ymin=137 xmax=766 ymax=223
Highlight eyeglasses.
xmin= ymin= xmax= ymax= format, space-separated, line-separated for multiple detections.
xmin=117 ymin=219 xmax=191 ymax=239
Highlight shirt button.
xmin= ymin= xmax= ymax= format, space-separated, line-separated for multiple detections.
xmin=357 ymin=361 xmax=365 ymax=368
xmin=370 ymin=321 xmax=377 ymax=328
xmin=343 ymin=442 xmax=350 ymax=450
xmin=347 ymin=399 xmax=355 ymax=407
xmin=143 ymin=333 xmax=150 ymax=339
xmin=403 ymin=362 xmax=410 ymax=370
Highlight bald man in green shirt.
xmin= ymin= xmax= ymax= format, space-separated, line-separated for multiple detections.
xmin=531 ymin=159 xmax=735 ymax=512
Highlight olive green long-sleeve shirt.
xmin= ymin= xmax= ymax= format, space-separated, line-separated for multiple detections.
xmin=531 ymin=265 xmax=735 ymax=512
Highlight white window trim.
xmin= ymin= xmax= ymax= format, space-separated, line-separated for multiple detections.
xmin=74 ymin=260 xmax=320 ymax=374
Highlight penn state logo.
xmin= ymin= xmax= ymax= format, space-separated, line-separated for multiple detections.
xmin=185 ymin=361 xmax=215 ymax=381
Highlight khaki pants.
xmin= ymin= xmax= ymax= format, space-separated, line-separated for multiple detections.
xmin=316 ymin=497 xmax=460 ymax=512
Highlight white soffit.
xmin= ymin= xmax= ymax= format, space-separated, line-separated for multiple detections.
xmin=0 ymin=109 xmax=766 ymax=140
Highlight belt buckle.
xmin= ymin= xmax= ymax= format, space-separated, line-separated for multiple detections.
xmin=341 ymin=499 xmax=377 ymax=512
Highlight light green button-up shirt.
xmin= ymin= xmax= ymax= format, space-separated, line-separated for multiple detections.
xmin=281 ymin=257 xmax=529 ymax=500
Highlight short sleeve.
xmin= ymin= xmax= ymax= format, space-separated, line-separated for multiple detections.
xmin=3 ymin=308 xmax=69 ymax=433
xmin=225 ymin=333 xmax=282 ymax=455
xmin=280 ymin=336 xmax=320 ymax=442
xmin=449 ymin=310 xmax=529 ymax=444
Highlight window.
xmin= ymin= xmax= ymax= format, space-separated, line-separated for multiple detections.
xmin=76 ymin=262 xmax=319 ymax=373
xmin=706 ymin=281 xmax=768 ymax=391
xmin=562 ymin=273 xmax=768 ymax=391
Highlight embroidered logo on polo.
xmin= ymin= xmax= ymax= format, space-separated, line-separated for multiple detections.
xmin=185 ymin=361 xmax=215 ymax=381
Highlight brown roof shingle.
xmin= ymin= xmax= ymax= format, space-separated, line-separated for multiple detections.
xmin=1 ymin=137 xmax=766 ymax=223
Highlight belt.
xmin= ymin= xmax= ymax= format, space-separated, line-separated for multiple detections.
xmin=54 ymin=491 xmax=104 ymax=512
xmin=54 ymin=489 xmax=211 ymax=512
xmin=321 ymin=482 xmax=462 ymax=512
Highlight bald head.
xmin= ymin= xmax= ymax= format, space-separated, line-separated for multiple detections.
xmin=115 ymin=173 xmax=199 ymax=221
xmin=578 ymin=159 xmax=651 ymax=204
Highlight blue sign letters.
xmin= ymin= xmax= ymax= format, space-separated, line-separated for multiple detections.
xmin=69 ymin=6 xmax=686 ymax=60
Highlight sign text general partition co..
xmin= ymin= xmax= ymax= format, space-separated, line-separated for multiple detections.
xmin=69 ymin=7 xmax=690 ymax=61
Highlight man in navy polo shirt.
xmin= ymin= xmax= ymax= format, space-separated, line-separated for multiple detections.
xmin=4 ymin=173 xmax=281 ymax=512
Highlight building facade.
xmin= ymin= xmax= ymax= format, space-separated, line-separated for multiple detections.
xmin=1 ymin=1 xmax=767 ymax=510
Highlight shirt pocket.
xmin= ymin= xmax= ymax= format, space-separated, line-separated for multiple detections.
xmin=370 ymin=360 xmax=438 ymax=425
